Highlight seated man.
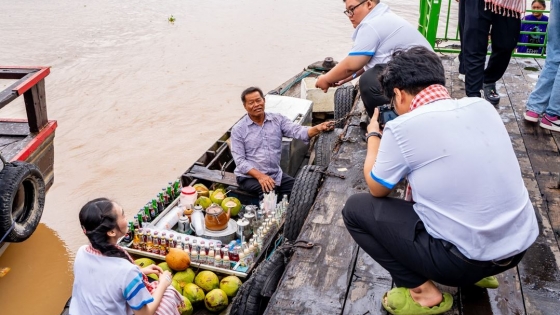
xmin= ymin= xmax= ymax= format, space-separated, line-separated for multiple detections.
xmin=231 ymin=87 xmax=334 ymax=199
xmin=315 ymin=0 xmax=432 ymax=117
xmin=342 ymin=46 xmax=538 ymax=314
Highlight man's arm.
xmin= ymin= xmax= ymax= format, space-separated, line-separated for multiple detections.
xmin=316 ymin=56 xmax=371 ymax=92
xmin=307 ymin=121 xmax=335 ymax=138
xmin=364 ymin=108 xmax=391 ymax=197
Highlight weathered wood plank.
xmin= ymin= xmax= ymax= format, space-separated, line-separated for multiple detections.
xmin=0 ymin=121 xmax=30 ymax=136
xmin=265 ymin=102 xmax=367 ymax=315
xmin=186 ymin=164 xmax=238 ymax=187
xmin=23 ymin=79 xmax=48 ymax=132
xmin=499 ymin=58 xmax=560 ymax=315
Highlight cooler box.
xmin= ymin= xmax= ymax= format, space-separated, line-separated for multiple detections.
xmin=265 ymin=94 xmax=313 ymax=177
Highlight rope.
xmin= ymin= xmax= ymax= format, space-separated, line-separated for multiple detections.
xmin=279 ymin=71 xmax=313 ymax=95
xmin=0 ymin=221 xmax=15 ymax=244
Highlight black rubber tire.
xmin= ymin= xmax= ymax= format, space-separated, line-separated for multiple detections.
xmin=230 ymin=247 xmax=292 ymax=315
xmin=334 ymin=84 xmax=355 ymax=128
xmin=283 ymin=165 xmax=324 ymax=242
xmin=0 ymin=161 xmax=46 ymax=243
xmin=230 ymin=276 xmax=255 ymax=315
xmin=314 ymin=128 xmax=343 ymax=168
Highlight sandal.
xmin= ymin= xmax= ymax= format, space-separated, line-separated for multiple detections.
xmin=474 ymin=276 xmax=499 ymax=289
xmin=382 ymin=287 xmax=453 ymax=315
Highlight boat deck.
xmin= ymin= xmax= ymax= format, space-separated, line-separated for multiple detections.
xmin=266 ymin=56 xmax=560 ymax=315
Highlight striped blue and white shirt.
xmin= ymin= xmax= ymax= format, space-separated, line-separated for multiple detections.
xmin=349 ymin=3 xmax=432 ymax=70
xmin=69 ymin=245 xmax=154 ymax=315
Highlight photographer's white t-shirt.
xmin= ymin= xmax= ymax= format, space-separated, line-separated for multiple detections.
xmin=371 ymin=97 xmax=538 ymax=261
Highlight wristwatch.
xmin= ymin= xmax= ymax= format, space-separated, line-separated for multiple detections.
xmin=365 ymin=131 xmax=382 ymax=141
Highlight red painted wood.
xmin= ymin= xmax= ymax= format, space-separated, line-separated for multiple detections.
xmin=10 ymin=120 xmax=57 ymax=162
xmin=14 ymin=67 xmax=50 ymax=96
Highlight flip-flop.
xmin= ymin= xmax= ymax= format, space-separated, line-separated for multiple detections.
xmin=382 ymin=287 xmax=453 ymax=315
xmin=474 ymin=276 xmax=499 ymax=289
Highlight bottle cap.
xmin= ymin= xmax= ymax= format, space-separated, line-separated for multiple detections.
xmin=181 ymin=186 xmax=197 ymax=195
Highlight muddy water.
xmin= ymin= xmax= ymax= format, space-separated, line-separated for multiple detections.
xmin=0 ymin=1 xmax=420 ymax=314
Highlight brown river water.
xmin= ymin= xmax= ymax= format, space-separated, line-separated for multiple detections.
xmin=0 ymin=1 xmax=421 ymax=314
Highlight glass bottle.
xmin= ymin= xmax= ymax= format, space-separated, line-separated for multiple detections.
xmin=138 ymin=228 xmax=145 ymax=251
xmin=191 ymin=246 xmax=199 ymax=264
xmin=207 ymin=245 xmax=215 ymax=267
xmin=222 ymin=247 xmax=230 ymax=269
xmin=132 ymin=229 xmax=140 ymax=249
xmin=152 ymin=231 xmax=160 ymax=254
xmin=145 ymin=229 xmax=153 ymax=252
xmin=199 ymin=247 xmax=207 ymax=264
xmin=160 ymin=232 xmax=168 ymax=255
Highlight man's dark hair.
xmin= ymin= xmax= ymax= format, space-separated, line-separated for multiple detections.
xmin=379 ymin=46 xmax=445 ymax=99
xmin=241 ymin=87 xmax=264 ymax=103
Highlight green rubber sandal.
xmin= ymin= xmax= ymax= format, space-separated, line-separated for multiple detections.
xmin=474 ymin=276 xmax=499 ymax=289
xmin=382 ymin=287 xmax=453 ymax=315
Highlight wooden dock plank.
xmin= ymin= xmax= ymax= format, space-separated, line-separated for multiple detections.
xmin=441 ymin=56 xmax=527 ymax=315
xmin=499 ymin=58 xmax=560 ymax=315
xmin=265 ymin=102 xmax=368 ymax=315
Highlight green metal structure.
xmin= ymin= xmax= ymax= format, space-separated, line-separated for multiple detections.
xmin=418 ymin=0 xmax=550 ymax=58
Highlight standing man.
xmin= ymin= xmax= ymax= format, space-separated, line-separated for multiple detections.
xmin=459 ymin=0 xmax=525 ymax=105
xmin=315 ymin=0 xmax=431 ymax=117
xmin=231 ymin=87 xmax=334 ymax=199
xmin=342 ymin=47 xmax=538 ymax=314
xmin=524 ymin=0 xmax=559 ymax=130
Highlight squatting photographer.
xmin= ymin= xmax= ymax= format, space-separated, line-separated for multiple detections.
xmin=342 ymin=46 xmax=538 ymax=315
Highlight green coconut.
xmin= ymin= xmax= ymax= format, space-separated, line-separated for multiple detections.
xmin=193 ymin=183 xmax=209 ymax=198
xmin=172 ymin=279 xmax=182 ymax=294
xmin=195 ymin=196 xmax=212 ymax=209
xmin=182 ymin=283 xmax=205 ymax=305
xmin=221 ymin=197 xmax=242 ymax=217
xmin=194 ymin=270 xmax=220 ymax=293
xmin=179 ymin=296 xmax=193 ymax=315
xmin=204 ymin=289 xmax=229 ymax=312
xmin=210 ymin=190 xmax=227 ymax=205
xmin=220 ymin=276 xmax=242 ymax=297
xmin=172 ymin=268 xmax=196 ymax=292
xmin=158 ymin=262 xmax=172 ymax=273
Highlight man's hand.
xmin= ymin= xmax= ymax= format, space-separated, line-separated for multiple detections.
xmin=257 ymin=174 xmax=276 ymax=193
xmin=367 ymin=107 xmax=382 ymax=134
xmin=318 ymin=121 xmax=335 ymax=132
xmin=315 ymin=75 xmax=333 ymax=92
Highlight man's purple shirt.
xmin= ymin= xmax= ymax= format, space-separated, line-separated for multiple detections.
xmin=231 ymin=113 xmax=310 ymax=185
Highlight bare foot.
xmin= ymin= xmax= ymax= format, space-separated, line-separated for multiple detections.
xmin=383 ymin=280 xmax=443 ymax=308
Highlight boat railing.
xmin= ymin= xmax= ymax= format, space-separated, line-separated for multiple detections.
xmin=418 ymin=0 xmax=551 ymax=58
xmin=0 ymin=67 xmax=51 ymax=132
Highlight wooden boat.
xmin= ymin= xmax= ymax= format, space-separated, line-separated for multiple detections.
xmin=0 ymin=66 xmax=57 ymax=255
xmin=59 ymin=58 xmax=357 ymax=315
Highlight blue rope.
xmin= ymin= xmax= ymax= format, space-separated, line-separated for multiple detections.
xmin=0 ymin=221 xmax=15 ymax=244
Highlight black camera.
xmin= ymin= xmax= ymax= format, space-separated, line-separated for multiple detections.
xmin=377 ymin=104 xmax=398 ymax=129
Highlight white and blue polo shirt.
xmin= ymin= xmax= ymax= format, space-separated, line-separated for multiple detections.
xmin=349 ymin=3 xmax=432 ymax=70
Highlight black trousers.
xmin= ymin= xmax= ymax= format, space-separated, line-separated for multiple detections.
xmin=459 ymin=0 xmax=521 ymax=97
xmin=342 ymin=193 xmax=526 ymax=288
xmin=359 ymin=64 xmax=390 ymax=117
xmin=236 ymin=173 xmax=295 ymax=201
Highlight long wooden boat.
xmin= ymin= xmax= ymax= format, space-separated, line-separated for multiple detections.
xmin=60 ymin=59 xmax=357 ymax=315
